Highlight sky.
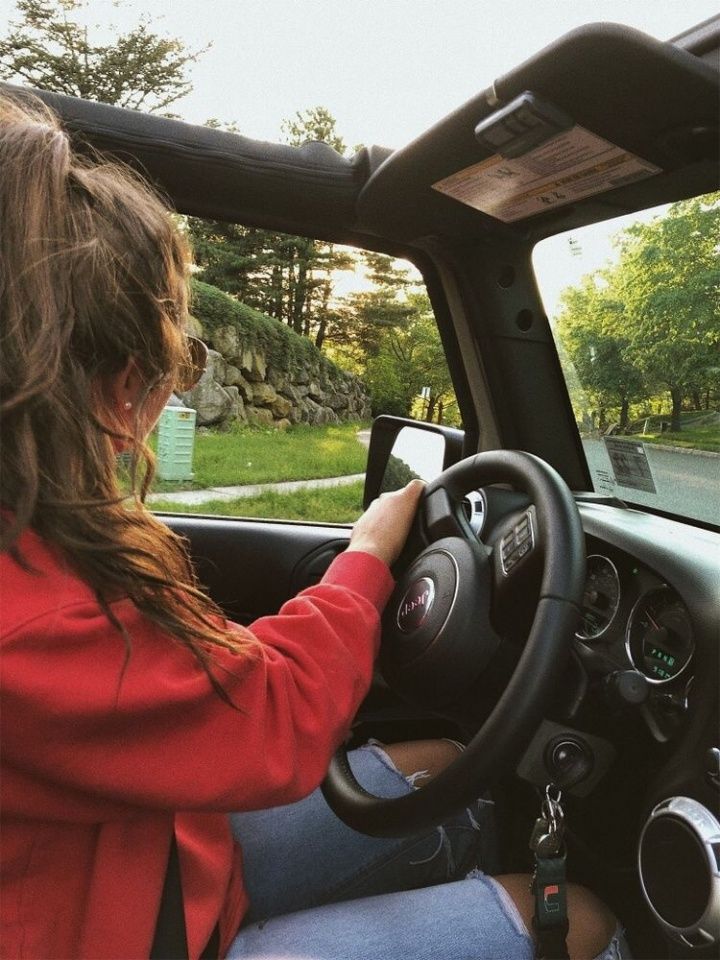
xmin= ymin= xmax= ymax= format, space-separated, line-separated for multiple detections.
xmin=1 ymin=0 xmax=717 ymax=150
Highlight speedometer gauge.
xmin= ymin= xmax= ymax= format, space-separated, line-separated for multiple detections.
xmin=576 ymin=555 xmax=621 ymax=640
xmin=626 ymin=587 xmax=694 ymax=684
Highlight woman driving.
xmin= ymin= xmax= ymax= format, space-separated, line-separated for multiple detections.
xmin=0 ymin=91 xmax=627 ymax=960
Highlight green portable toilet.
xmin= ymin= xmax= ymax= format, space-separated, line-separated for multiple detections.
xmin=156 ymin=405 xmax=197 ymax=481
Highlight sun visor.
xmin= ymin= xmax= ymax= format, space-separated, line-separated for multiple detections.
xmin=1 ymin=83 xmax=369 ymax=237
xmin=357 ymin=23 xmax=720 ymax=243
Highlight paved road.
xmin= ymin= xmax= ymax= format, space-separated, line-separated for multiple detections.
xmin=583 ymin=439 xmax=718 ymax=525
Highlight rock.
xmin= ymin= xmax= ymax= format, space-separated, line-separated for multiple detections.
xmin=186 ymin=314 xmax=204 ymax=338
xmin=245 ymin=405 xmax=274 ymax=427
xmin=267 ymin=367 xmax=290 ymax=393
xmin=324 ymin=389 xmax=346 ymax=411
xmin=185 ymin=371 xmax=234 ymax=426
xmin=225 ymin=366 xmax=253 ymax=402
xmin=279 ymin=383 xmax=303 ymax=405
xmin=274 ymin=418 xmax=291 ymax=431
xmin=271 ymin=394 xmax=293 ymax=418
xmin=250 ymin=382 xmax=278 ymax=406
xmin=212 ymin=325 xmax=241 ymax=363
xmin=241 ymin=347 xmax=267 ymax=383
xmin=178 ymin=316 xmax=370 ymax=429
xmin=318 ymin=407 xmax=340 ymax=425
xmin=206 ymin=349 xmax=227 ymax=385
xmin=224 ymin=385 xmax=246 ymax=422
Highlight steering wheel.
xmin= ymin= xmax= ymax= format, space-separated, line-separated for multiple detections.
xmin=322 ymin=450 xmax=585 ymax=837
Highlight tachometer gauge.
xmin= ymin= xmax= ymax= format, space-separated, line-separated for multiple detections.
xmin=576 ymin=555 xmax=621 ymax=640
xmin=626 ymin=587 xmax=694 ymax=684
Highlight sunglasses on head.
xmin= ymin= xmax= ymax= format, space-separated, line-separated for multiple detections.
xmin=176 ymin=335 xmax=208 ymax=392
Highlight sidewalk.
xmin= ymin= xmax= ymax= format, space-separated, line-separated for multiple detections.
xmin=147 ymin=473 xmax=366 ymax=506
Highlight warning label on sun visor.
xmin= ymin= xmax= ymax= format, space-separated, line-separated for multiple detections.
xmin=432 ymin=126 xmax=661 ymax=222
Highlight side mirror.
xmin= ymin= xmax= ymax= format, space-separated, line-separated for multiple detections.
xmin=363 ymin=415 xmax=465 ymax=508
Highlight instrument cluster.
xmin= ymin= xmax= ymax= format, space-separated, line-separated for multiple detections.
xmin=576 ymin=554 xmax=695 ymax=687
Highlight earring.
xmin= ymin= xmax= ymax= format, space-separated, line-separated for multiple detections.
xmin=123 ymin=401 xmax=132 ymax=411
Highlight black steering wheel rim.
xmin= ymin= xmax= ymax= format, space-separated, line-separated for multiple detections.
xmin=322 ymin=450 xmax=585 ymax=837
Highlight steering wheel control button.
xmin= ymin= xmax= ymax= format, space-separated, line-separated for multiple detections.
xmin=500 ymin=511 xmax=534 ymax=575
xmin=397 ymin=578 xmax=436 ymax=633
xmin=639 ymin=797 xmax=720 ymax=947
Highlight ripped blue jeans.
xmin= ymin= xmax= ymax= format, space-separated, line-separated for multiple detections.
xmin=228 ymin=743 xmax=628 ymax=959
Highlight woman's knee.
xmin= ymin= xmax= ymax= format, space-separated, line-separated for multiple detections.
xmin=380 ymin=738 xmax=464 ymax=784
xmin=495 ymin=873 xmax=618 ymax=960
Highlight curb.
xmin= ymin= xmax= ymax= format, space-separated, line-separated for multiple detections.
xmin=602 ymin=438 xmax=720 ymax=460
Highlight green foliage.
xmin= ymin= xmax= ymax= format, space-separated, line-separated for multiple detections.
xmin=323 ymin=255 xmax=458 ymax=423
xmin=187 ymin=107 xmax=357 ymax=349
xmin=556 ymin=192 xmax=720 ymax=434
xmin=364 ymin=293 xmax=459 ymax=424
xmin=0 ymin=0 xmax=207 ymax=112
xmin=555 ymin=275 xmax=645 ymax=431
xmin=281 ymin=106 xmax=347 ymax=155
xmin=380 ymin=455 xmax=420 ymax=494
xmin=190 ymin=279 xmax=345 ymax=381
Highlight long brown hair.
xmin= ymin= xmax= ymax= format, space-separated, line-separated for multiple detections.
xmin=0 ymin=91 xmax=255 ymax=694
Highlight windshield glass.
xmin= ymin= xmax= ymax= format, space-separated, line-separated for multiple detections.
xmin=534 ymin=191 xmax=719 ymax=527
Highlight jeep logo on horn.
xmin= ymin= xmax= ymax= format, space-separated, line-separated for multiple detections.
xmin=397 ymin=578 xmax=435 ymax=633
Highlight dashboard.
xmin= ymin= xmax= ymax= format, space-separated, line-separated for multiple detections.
xmin=468 ymin=491 xmax=720 ymax=948
xmin=468 ymin=489 xmax=719 ymax=787
xmin=576 ymin=499 xmax=719 ymax=744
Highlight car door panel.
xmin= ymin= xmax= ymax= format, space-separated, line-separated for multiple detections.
xmin=161 ymin=515 xmax=351 ymax=624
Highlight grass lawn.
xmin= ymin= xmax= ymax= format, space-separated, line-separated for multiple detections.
xmin=625 ymin=419 xmax=720 ymax=453
xmin=151 ymin=480 xmax=365 ymax=523
xmin=151 ymin=421 xmax=369 ymax=493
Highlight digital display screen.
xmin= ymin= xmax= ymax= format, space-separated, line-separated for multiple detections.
xmin=646 ymin=645 xmax=677 ymax=680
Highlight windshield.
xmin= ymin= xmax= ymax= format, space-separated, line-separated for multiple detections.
xmin=534 ymin=191 xmax=719 ymax=527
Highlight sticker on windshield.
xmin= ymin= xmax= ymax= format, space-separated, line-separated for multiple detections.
xmin=432 ymin=126 xmax=661 ymax=222
xmin=604 ymin=439 xmax=657 ymax=494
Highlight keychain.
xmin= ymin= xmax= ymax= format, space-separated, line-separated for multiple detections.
xmin=529 ymin=783 xmax=569 ymax=960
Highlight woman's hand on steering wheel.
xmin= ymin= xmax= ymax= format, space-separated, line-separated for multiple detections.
xmin=346 ymin=479 xmax=425 ymax=568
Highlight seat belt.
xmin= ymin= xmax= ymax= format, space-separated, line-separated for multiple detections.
xmin=150 ymin=835 xmax=189 ymax=960
xmin=149 ymin=834 xmax=220 ymax=960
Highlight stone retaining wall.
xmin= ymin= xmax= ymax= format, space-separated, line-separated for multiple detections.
xmin=178 ymin=334 xmax=370 ymax=429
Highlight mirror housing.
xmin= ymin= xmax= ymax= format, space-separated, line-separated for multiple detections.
xmin=363 ymin=415 xmax=465 ymax=508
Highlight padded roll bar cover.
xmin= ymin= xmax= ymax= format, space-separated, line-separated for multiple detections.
xmin=323 ymin=596 xmax=581 ymax=836
xmin=0 ymin=83 xmax=367 ymax=234
xmin=424 ymin=449 xmax=586 ymax=604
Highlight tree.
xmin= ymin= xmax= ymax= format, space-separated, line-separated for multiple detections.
xmin=612 ymin=194 xmax=720 ymax=431
xmin=556 ymin=193 xmax=720 ymax=433
xmin=555 ymin=274 xmax=646 ymax=432
xmin=188 ymin=107 xmax=358 ymax=348
xmin=281 ymin=106 xmax=346 ymax=156
xmin=0 ymin=0 xmax=207 ymax=112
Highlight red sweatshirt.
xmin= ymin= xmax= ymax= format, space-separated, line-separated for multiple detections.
xmin=0 ymin=527 xmax=394 ymax=959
